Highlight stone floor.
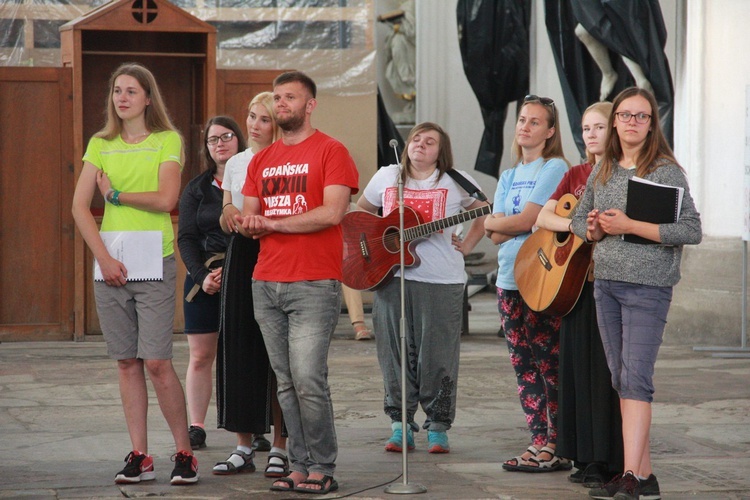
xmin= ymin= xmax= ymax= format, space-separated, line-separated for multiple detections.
xmin=1 ymin=289 xmax=749 ymax=499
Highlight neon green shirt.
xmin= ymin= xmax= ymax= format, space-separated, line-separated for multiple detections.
xmin=82 ymin=131 xmax=183 ymax=257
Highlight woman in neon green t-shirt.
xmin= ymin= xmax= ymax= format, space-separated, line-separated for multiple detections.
xmin=71 ymin=62 xmax=198 ymax=486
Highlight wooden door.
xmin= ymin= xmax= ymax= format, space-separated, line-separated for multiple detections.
xmin=0 ymin=67 xmax=75 ymax=341
xmin=216 ymin=69 xmax=286 ymax=128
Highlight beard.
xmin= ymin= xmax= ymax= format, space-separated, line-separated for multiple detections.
xmin=277 ymin=109 xmax=305 ymax=132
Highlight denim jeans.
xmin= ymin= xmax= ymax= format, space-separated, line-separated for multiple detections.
xmin=594 ymin=279 xmax=672 ymax=403
xmin=252 ymin=279 xmax=341 ymax=476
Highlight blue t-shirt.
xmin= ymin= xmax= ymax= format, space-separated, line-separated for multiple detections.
xmin=493 ymin=157 xmax=568 ymax=289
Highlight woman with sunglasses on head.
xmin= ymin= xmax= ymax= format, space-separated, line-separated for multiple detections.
xmin=485 ymin=94 xmax=569 ymax=473
xmin=213 ymin=92 xmax=288 ymax=478
xmin=571 ymin=88 xmax=701 ymax=500
xmin=178 ymin=116 xmax=244 ymax=450
xmin=535 ymin=102 xmax=624 ymax=488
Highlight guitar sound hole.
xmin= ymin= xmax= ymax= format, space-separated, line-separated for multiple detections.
xmin=555 ymin=232 xmax=569 ymax=244
xmin=383 ymin=227 xmax=401 ymax=253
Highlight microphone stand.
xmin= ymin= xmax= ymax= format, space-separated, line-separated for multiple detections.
xmin=385 ymin=142 xmax=426 ymax=495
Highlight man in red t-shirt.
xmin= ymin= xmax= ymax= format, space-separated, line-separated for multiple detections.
xmin=237 ymin=71 xmax=358 ymax=495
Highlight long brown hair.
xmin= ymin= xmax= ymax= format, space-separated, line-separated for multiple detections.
xmin=95 ymin=62 xmax=179 ymax=141
xmin=595 ymin=87 xmax=679 ymax=185
xmin=399 ymin=122 xmax=454 ymax=184
xmin=511 ymin=98 xmax=567 ymax=165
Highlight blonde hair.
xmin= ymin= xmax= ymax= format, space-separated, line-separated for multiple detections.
xmin=582 ymin=101 xmax=613 ymax=166
xmin=248 ymin=91 xmax=281 ymax=145
xmin=95 ymin=62 xmax=180 ymax=142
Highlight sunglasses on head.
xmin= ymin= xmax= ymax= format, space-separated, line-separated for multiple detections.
xmin=523 ymin=94 xmax=556 ymax=121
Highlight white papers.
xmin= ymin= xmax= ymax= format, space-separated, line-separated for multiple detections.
xmin=94 ymin=231 xmax=163 ymax=281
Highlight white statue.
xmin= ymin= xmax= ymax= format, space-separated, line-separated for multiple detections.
xmin=574 ymin=23 xmax=653 ymax=101
xmin=379 ymin=0 xmax=416 ymax=124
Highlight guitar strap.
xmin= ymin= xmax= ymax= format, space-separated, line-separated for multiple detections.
xmin=446 ymin=169 xmax=487 ymax=202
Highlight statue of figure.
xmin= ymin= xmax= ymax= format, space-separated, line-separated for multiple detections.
xmin=574 ymin=24 xmax=653 ymax=101
xmin=379 ymin=0 xmax=416 ymax=124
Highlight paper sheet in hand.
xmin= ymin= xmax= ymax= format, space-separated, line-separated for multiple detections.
xmin=94 ymin=231 xmax=163 ymax=281
xmin=624 ymin=177 xmax=684 ymax=244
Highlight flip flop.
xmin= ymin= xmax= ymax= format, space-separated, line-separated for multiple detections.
xmin=294 ymin=475 xmax=339 ymax=494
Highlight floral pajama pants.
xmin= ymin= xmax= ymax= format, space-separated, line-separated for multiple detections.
xmin=497 ymin=288 xmax=561 ymax=446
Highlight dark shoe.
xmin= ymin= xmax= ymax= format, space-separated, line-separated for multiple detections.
xmin=612 ymin=471 xmax=641 ymax=500
xmin=252 ymin=434 xmax=271 ymax=452
xmin=114 ymin=451 xmax=155 ymax=484
xmin=569 ymin=465 xmax=587 ymax=483
xmin=640 ymin=473 xmax=661 ymax=500
xmin=170 ymin=450 xmax=199 ymax=485
xmin=589 ymin=473 xmax=624 ymax=499
xmin=212 ymin=449 xmax=256 ymax=475
xmin=581 ymin=462 xmax=608 ymax=488
xmin=188 ymin=425 xmax=206 ymax=449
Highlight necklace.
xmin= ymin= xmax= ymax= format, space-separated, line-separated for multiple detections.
xmin=122 ymin=131 xmax=150 ymax=143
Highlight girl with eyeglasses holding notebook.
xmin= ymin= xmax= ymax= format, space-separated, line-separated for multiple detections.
xmin=570 ymin=87 xmax=702 ymax=500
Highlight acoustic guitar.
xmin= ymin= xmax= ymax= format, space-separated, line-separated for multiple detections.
xmin=513 ymin=193 xmax=592 ymax=316
xmin=342 ymin=204 xmax=492 ymax=290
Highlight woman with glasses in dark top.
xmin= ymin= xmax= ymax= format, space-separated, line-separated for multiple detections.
xmin=178 ymin=116 xmax=245 ymax=451
xmin=485 ymin=95 xmax=569 ymax=473
xmin=571 ymin=87 xmax=701 ymax=500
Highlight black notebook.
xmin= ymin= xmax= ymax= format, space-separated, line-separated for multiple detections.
xmin=624 ymin=177 xmax=684 ymax=244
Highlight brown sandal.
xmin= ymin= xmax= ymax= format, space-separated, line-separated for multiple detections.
xmin=353 ymin=322 xmax=373 ymax=340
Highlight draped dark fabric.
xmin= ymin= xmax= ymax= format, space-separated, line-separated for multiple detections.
xmin=457 ymin=0 xmax=531 ymax=178
xmin=545 ymin=0 xmax=674 ymax=158
xmin=377 ymin=85 xmax=406 ymax=168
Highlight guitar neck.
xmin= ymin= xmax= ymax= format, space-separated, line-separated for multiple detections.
xmin=404 ymin=204 xmax=492 ymax=241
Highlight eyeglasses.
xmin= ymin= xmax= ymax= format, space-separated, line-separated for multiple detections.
xmin=206 ymin=132 xmax=235 ymax=146
xmin=615 ymin=112 xmax=651 ymax=124
xmin=524 ymin=94 xmax=556 ymax=121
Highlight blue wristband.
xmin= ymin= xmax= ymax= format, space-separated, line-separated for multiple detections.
xmin=111 ymin=189 xmax=121 ymax=206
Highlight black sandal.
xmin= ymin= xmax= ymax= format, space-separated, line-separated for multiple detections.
xmin=212 ymin=449 xmax=256 ymax=475
xmin=270 ymin=476 xmax=297 ymax=491
xmin=294 ymin=475 xmax=339 ymax=494
xmin=264 ymin=451 xmax=289 ymax=478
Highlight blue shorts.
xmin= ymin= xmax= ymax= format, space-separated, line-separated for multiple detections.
xmin=182 ymin=273 xmax=220 ymax=334
xmin=594 ymin=279 xmax=673 ymax=403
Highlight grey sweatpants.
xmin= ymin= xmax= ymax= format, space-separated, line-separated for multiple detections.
xmin=372 ymin=279 xmax=464 ymax=432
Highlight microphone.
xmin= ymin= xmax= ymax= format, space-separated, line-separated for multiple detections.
xmin=389 ymin=138 xmax=401 ymax=166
